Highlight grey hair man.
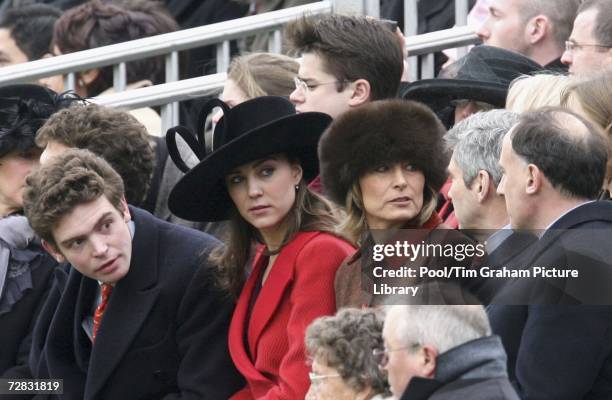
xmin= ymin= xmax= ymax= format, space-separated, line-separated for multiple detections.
xmin=382 ymin=305 xmax=519 ymax=400
xmin=445 ymin=110 xmax=519 ymax=232
xmin=560 ymin=0 xmax=612 ymax=75
xmin=477 ymin=0 xmax=580 ymax=68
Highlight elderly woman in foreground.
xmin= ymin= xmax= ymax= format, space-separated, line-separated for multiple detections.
xmin=305 ymin=308 xmax=390 ymax=400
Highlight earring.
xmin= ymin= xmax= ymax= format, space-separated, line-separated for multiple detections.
xmin=295 ymin=184 xmax=300 ymax=191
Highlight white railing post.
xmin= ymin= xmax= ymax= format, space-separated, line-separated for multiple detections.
xmin=331 ymin=0 xmax=365 ymax=15
xmin=364 ymin=0 xmax=380 ymax=17
xmin=404 ymin=0 xmax=420 ymax=80
xmin=162 ymin=51 xmax=180 ymax=134
xmin=216 ymin=40 xmax=230 ymax=74
xmin=455 ymin=0 xmax=469 ymax=26
xmin=64 ymin=72 xmax=76 ymax=91
xmin=268 ymin=29 xmax=283 ymax=53
xmin=455 ymin=0 xmax=470 ymax=59
xmin=113 ymin=62 xmax=127 ymax=92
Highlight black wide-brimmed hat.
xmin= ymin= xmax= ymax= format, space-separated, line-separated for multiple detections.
xmin=167 ymin=96 xmax=332 ymax=222
xmin=401 ymin=45 xmax=543 ymax=116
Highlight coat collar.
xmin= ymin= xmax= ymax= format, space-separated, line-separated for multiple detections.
xmin=85 ymin=206 xmax=161 ymax=398
xmin=528 ymin=201 xmax=612 ymax=263
xmin=229 ymin=231 xmax=320 ymax=383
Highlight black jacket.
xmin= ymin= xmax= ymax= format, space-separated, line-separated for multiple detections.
xmin=489 ymin=201 xmax=612 ymax=399
xmin=400 ymin=335 xmax=519 ymax=400
xmin=28 ymin=206 xmax=244 ymax=399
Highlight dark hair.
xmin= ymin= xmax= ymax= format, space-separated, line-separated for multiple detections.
xmin=577 ymin=0 xmax=612 ymax=46
xmin=0 ymin=90 xmax=81 ymax=158
xmin=23 ymin=148 xmax=125 ymax=246
xmin=209 ymin=155 xmax=344 ymax=297
xmin=53 ymin=0 xmax=179 ymax=96
xmin=511 ymin=107 xmax=608 ymax=199
xmin=285 ymin=15 xmax=403 ymax=101
xmin=0 ymin=4 xmax=62 ymax=61
xmin=36 ymin=103 xmax=155 ymax=206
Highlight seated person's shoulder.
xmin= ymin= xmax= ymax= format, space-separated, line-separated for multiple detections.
xmin=298 ymin=232 xmax=355 ymax=256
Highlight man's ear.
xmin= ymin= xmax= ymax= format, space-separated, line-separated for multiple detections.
xmin=348 ymin=79 xmax=371 ymax=107
xmin=42 ymin=239 xmax=64 ymax=263
xmin=120 ymin=196 xmax=131 ymax=222
xmin=421 ymin=345 xmax=438 ymax=378
xmin=526 ymin=164 xmax=543 ymax=195
xmin=526 ymin=15 xmax=549 ymax=45
xmin=476 ymin=170 xmax=493 ymax=203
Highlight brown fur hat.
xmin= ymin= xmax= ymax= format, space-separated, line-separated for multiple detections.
xmin=318 ymin=99 xmax=449 ymax=206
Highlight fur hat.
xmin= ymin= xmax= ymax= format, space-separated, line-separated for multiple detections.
xmin=318 ymin=99 xmax=449 ymax=206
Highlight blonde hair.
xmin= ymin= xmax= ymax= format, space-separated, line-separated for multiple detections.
xmin=561 ymin=69 xmax=612 ymax=193
xmin=339 ymin=181 xmax=437 ymax=246
xmin=227 ymin=52 xmax=298 ymax=99
xmin=506 ymin=74 xmax=573 ymax=112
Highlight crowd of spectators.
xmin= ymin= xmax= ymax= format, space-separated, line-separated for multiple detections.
xmin=0 ymin=0 xmax=611 ymax=399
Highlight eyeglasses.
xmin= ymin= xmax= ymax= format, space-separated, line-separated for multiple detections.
xmin=565 ymin=40 xmax=612 ymax=53
xmin=308 ymin=371 xmax=341 ymax=385
xmin=372 ymin=344 xmax=420 ymax=367
xmin=293 ymin=76 xmax=343 ymax=94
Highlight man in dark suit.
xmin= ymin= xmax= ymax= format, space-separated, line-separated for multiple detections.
xmin=491 ymin=107 xmax=612 ymax=399
xmin=22 ymin=149 xmax=243 ymax=399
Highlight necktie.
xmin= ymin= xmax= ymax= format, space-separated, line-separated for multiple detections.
xmin=92 ymin=283 xmax=113 ymax=342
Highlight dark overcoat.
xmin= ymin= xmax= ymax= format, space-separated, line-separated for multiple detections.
xmin=29 ymin=206 xmax=244 ymax=399
xmin=489 ymin=201 xmax=612 ymax=400
xmin=0 ymin=252 xmax=56 ymax=379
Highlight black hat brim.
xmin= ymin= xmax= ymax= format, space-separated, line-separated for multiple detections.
xmin=402 ymin=79 xmax=508 ymax=110
xmin=169 ymin=112 xmax=331 ymax=222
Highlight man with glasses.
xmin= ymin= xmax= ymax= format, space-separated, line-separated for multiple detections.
xmin=285 ymin=14 xmax=404 ymax=120
xmin=381 ymin=305 xmax=518 ymax=400
xmin=561 ymin=0 xmax=612 ymax=75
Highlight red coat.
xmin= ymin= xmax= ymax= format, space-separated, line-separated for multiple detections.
xmin=229 ymin=231 xmax=355 ymax=400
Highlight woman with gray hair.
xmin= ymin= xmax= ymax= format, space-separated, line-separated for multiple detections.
xmin=305 ymin=308 xmax=390 ymax=400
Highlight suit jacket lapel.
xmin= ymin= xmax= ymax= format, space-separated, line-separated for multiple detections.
xmin=85 ymin=207 xmax=160 ymax=399
xmin=73 ymin=277 xmax=96 ymax=371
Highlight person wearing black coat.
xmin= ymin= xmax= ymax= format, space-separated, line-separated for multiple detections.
xmin=0 ymin=85 xmax=78 ymax=381
xmin=23 ymin=150 xmax=243 ymax=399
xmin=491 ymin=107 xmax=612 ymax=399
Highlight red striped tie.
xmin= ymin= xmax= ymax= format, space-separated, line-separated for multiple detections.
xmin=92 ymin=284 xmax=113 ymax=342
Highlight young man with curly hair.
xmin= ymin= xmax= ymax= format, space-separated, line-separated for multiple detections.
xmin=23 ymin=149 xmax=243 ymax=399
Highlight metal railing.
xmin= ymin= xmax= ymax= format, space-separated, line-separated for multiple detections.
xmin=0 ymin=1 xmax=334 ymax=128
xmin=404 ymin=0 xmax=473 ymax=79
xmin=0 ymin=0 xmax=479 ymax=131
xmin=91 ymin=25 xmax=479 ymax=123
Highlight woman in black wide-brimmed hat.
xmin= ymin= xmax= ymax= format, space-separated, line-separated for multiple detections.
xmin=167 ymin=96 xmax=355 ymax=399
